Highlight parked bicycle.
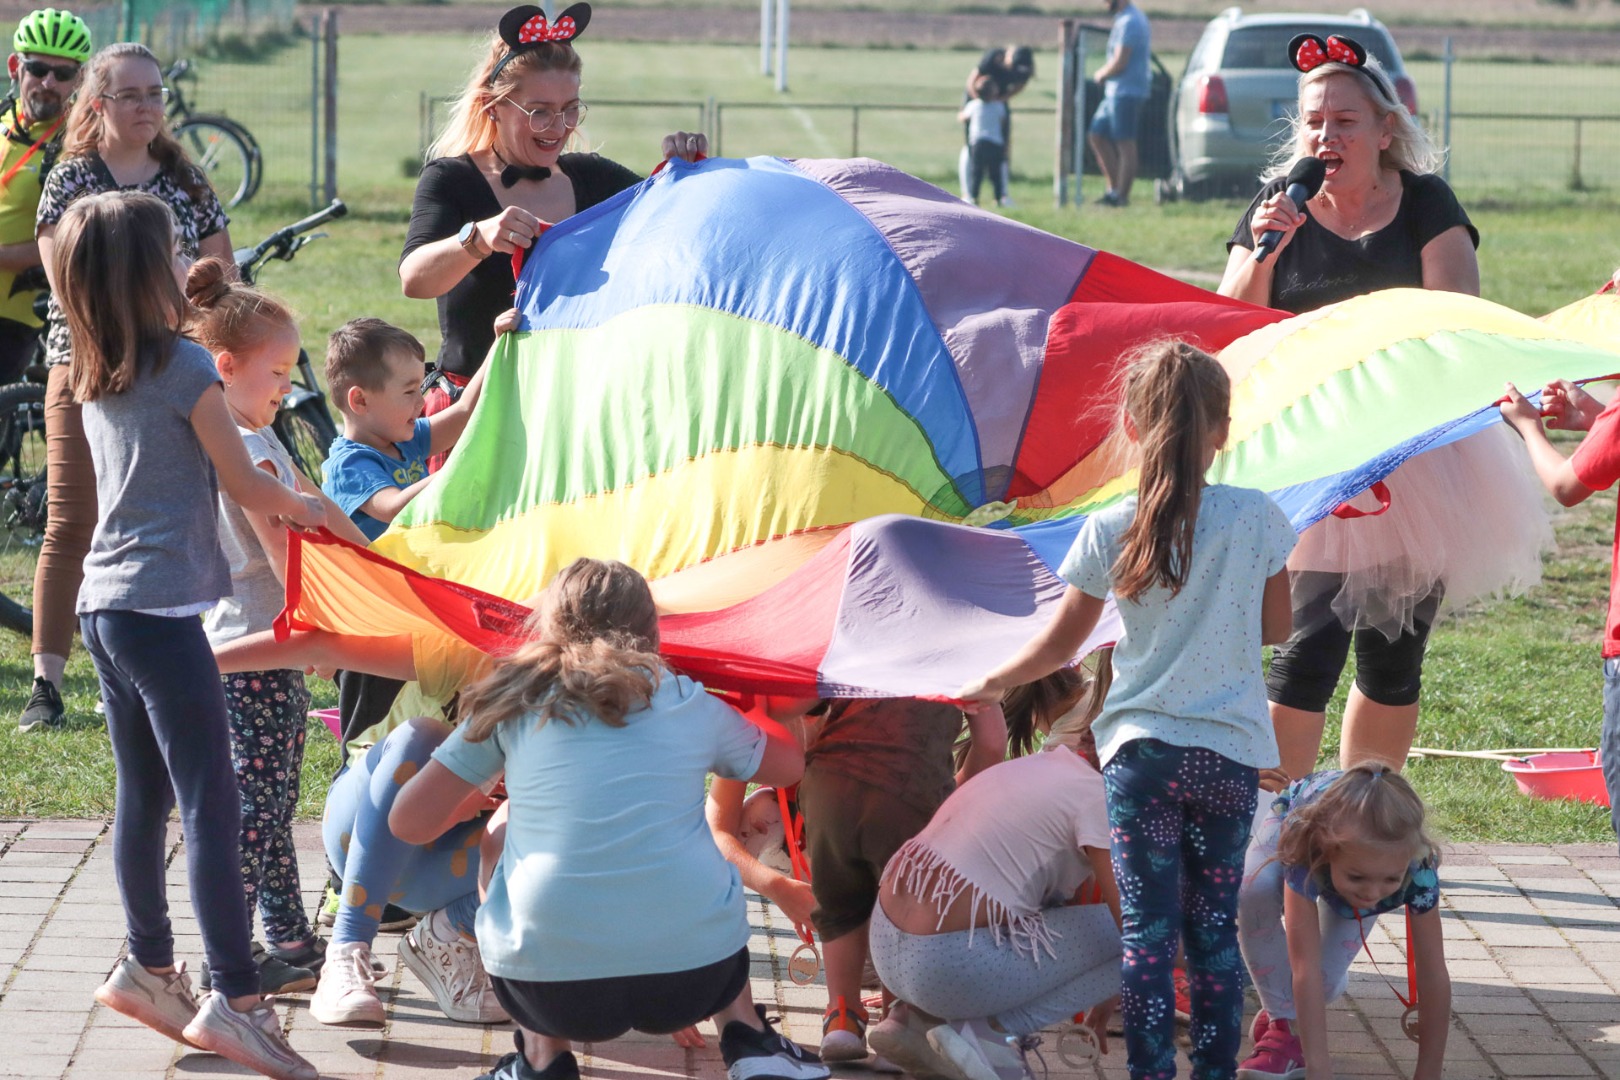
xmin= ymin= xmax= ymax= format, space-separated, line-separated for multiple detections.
xmin=167 ymin=58 xmax=263 ymax=210
xmin=0 ymin=199 xmax=345 ymax=637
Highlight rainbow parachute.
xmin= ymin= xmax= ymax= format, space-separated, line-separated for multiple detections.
xmin=282 ymin=157 xmax=1620 ymax=698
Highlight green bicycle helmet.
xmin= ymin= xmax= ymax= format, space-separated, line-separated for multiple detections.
xmin=12 ymin=9 xmax=92 ymax=63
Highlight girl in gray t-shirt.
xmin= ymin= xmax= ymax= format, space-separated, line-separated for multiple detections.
xmin=55 ymin=189 xmax=323 ymax=1080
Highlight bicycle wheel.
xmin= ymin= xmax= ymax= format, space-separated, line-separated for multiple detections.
xmin=273 ymin=395 xmax=338 ymax=487
xmin=205 ymin=114 xmax=264 ymax=201
xmin=0 ymin=381 xmax=48 ymax=637
xmin=176 ymin=115 xmax=256 ymax=209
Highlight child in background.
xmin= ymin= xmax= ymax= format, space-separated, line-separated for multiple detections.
xmin=187 ymin=258 xmax=371 ymax=994
xmin=960 ymin=341 xmax=1296 ymax=1080
xmin=388 ymin=559 xmax=830 ymax=1080
xmin=958 ymin=81 xmax=1009 ymax=207
xmin=1237 ymin=766 xmax=1448 ymax=1080
xmin=1501 ymin=378 xmax=1620 ymax=847
xmin=61 ymin=190 xmax=322 ymax=1080
xmin=321 ymin=317 xmax=488 ymax=542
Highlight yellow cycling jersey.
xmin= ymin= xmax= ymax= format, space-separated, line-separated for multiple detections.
xmin=0 ymin=102 xmax=60 ymax=327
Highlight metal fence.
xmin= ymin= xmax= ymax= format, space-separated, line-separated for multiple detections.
xmin=70 ymin=0 xmax=296 ymax=55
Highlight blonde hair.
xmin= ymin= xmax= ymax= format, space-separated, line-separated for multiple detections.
xmin=1275 ymin=763 xmax=1438 ymax=882
xmin=1111 ymin=341 xmax=1230 ymax=602
xmin=428 ymin=35 xmax=583 ymax=160
xmin=63 ymin=43 xmax=211 ymax=205
xmin=185 ymin=257 xmax=297 ymax=356
xmin=56 ymin=190 xmax=185 ymax=403
xmin=1269 ymin=61 xmax=1441 ymax=182
xmin=459 ymin=558 xmax=663 ymax=742
xmin=996 ymin=647 xmax=1112 ymax=769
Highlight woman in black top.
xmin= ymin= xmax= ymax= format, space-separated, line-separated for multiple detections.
xmin=399 ymin=2 xmax=705 ymax=385
xmin=1214 ymin=37 xmax=1548 ymax=791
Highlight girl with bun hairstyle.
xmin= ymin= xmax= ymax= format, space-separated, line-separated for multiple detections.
xmin=187 ymin=257 xmax=369 ymax=989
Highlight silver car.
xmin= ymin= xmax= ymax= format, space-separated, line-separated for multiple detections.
xmin=1161 ymin=7 xmax=1416 ymax=201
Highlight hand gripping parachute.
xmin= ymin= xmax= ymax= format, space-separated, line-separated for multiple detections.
xmin=278 ymin=157 xmax=1620 ymax=699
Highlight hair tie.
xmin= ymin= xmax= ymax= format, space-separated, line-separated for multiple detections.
xmin=490 ymin=3 xmax=591 ymax=83
xmin=1289 ymin=33 xmax=1367 ymax=74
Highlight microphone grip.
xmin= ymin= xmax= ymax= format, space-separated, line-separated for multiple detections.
xmin=1252 ymin=180 xmax=1313 ymax=265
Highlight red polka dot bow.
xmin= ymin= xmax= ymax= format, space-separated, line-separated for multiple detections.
xmin=492 ymin=3 xmax=592 ymax=81
xmin=518 ymin=11 xmax=576 ymax=43
xmin=1289 ymin=33 xmax=1368 ymax=74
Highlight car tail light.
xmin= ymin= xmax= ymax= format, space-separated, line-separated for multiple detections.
xmin=1394 ymin=75 xmax=1418 ymax=116
xmin=1197 ymin=74 xmax=1229 ymax=114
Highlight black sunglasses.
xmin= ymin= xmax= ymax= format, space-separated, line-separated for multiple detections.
xmin=20 ymin=59 xmax=80 ymax=82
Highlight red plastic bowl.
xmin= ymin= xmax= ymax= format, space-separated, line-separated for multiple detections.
xmin=310 ymin=707 xmax=342 ymax=741
xmin=1501 ymin=750 xmax=1610 ymax=807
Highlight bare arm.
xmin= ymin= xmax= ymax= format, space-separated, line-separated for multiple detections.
xmin=1093 ymin=44 xmax=1132 ymax=84
xmin=426 ymin=357 xmax=491 ymax=455
xmin=214 ymin=628 xmax=417 ymax=679
xmin=749 ymin=708 xmax=806 ymax=789
xmin=357 ymin=475 xmax=432 ymax=525
xmin=389 ymin=759 xmax=492 ymax=845
xmin=37 ymin=225 xmax=56 ymax=293
xmin=706 ymin=778 xmax=818 ymax=926
xmin=1408 ymin=905 xmax=1451 ymax=1080
xmin=1261 ymin=568 xmax=1294 ymax=645
xmin=191 ymin=386 xmax=324 ymax=527
xmin=1500 ymin=383 xmax=1595 ymax=507
xmin=399 ymin=205 xmax=545 ymax=300
xmin=295 ymin=471 xmax=374 ymax=547
xmin=1419 ymin=225 xmax=1480 ymax=296
xmin=956 ymin=702 xmax=1007 ymax=785
xmin=1078 ymin=846 xmax=1124 ymax=1054
xmin=1284 ymin=886 xmax=1333 ymax=1078
xmin=242 ymin=459 xmax=292 ymax=585
xmin=959 ymin=587 xmax=1106 ymax=706
xmin=199 ymin=229 xmax=236 ymax=279
xmin=0 ymin=239 xmax=41 ymax=273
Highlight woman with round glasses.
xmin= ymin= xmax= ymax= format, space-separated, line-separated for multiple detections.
xmin=399 ymin=3 xmax=706 ymax=406
xmin=22 ymin=42 xmax=231 ymax=735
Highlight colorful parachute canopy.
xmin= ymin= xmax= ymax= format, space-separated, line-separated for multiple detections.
xmin=280 ymin=156 xmax=1620 ymax=700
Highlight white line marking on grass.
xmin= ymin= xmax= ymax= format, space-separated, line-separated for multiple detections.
xmin=789 ymin=107 xmax=837 ymax=155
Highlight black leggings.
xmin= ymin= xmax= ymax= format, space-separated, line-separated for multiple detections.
xmin=490 ymin=946 xmax=751 ymax=1041
xmin=1266 ymin=576 xmax=1442 ymax=713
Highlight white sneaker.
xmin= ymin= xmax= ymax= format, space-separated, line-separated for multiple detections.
xmin=309 ymin=940 xmax=385 ymax=1027
xmin=94 ymin=955 xmax=200 ymax=1046
xmin=927 ymin=1019 xmax=1042 ymax=1080
xmin=400 ymin=910 xmax=509 ymax=1024
xmin=183 ymin=991 xmax=317 ymax=1080
xmin=869 ymin=1003 xmax=961 ymax=1080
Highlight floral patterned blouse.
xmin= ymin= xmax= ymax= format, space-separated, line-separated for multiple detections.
xmin=36 ymin=153 xmax=227 ymax=366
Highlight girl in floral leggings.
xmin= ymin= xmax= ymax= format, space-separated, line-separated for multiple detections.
xmin=963 ymin=341 xmax=1297 ymax=1079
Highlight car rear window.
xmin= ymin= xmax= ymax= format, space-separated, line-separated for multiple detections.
xmin=1220 ymin=26 xmax=1400 ymax=72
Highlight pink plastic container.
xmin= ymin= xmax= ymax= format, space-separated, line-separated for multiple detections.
xmin=310 ymin=707 xmax=342 ymax=741
xmin=1501 ymin=750 xmax=1610 ymax=807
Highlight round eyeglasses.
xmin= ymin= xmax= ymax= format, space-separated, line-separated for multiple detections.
xmin=501 ymin=99 xmax=587 ymax=134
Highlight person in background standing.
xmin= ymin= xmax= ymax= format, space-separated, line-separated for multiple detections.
xmin=960 ymin=44 xmax=1033 ymax=206
xmin=1088 ymin=0 xmax=1150 ymax=207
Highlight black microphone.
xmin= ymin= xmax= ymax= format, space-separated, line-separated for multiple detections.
xmin=1253 ymin=157 xmax=1327 ymax=265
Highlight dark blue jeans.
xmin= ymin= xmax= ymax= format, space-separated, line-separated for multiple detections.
xmin=1103 ymin=738 xmax=1258 ymax=1080
xmin=81 ymin=610 xmax=258 ymax=998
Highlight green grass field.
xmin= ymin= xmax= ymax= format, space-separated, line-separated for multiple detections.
xmin=1 ymin=33 xmax=1618 ymax=845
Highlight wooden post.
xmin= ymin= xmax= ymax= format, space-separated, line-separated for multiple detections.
xmin=322 ymin=8 xmax=338 ymax=203
xmin=309 ymin=15 xmax=320 ymax=208
xmin=1056 ymin=19 xmax=1077 ymax=207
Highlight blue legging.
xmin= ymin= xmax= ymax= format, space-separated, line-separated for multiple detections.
xmin=1103 ymin=739 xmax=1258 ymax=1080
xmin=322 ymin=717 xmax=484 ymax=945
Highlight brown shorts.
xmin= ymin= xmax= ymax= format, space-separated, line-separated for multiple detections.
xmin=798 ymin=768 xmax=941 ymax=942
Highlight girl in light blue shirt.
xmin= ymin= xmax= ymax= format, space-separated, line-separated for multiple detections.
xmin=961 ymin=340 xmax=1296 ymax=1080
xmin=389 ymin=557 xmax=829 ymax=1080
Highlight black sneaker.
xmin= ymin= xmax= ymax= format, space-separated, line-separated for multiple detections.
xmin=378 ymin=904 xmax=419 ymax=933
xmin=264 ymin=936 xmax=326 ymax=977
xmin=17 ymin=676 xmax=64 ymax=733
xmin=720 ymin=1006 xmax=829 ymax=1080
xmin=199 ymin=942 xmax=317 ymax=994
xmin=477 ymin=1034 xmax=580 ymax=1080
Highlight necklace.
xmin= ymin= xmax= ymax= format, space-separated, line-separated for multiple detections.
xmin=1316 ymin=181 xmax=1387 ymax=238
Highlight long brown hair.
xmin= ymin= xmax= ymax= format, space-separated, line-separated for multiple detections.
xmin=63 ymin=43 xmax=211 ymax=204
xmin=57 ymin=190 xmax=185 ymax=402
xmin=185 ymin=257 xmax=297 ymax=355
xmin=1111 ymin=340 xmax=1230 ymax=601
xmin=459 ymin=558 xmax=664 ymax=742
xmin=428 ymin=36 xmax=584 ymax=160
xmin=1275 ymin=763 xmax=1438 ymax=881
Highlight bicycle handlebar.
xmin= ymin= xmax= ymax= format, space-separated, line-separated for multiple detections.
xmin=236 ymin=199 xmax=348 ymax=274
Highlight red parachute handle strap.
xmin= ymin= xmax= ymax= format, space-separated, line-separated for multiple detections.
xmin=651 ymin=150 xmax=707 ymax=177
xmin=776 ymin=785 xmax=817 ymax=949
xmin=1331 ymin=479 xmax=1391 ymax=519
xmin=1600 ymin=278 xmax=1616 ymax=295
xmin=509 ymin=219 xmax=553 ymax=283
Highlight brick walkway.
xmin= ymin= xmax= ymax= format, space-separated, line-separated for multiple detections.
xmin=1 ymin=819 xmax=1618 ymax=1079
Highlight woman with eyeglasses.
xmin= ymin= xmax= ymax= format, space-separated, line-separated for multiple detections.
xmin=23 ymin=41 xmax=232 ymax=736
xmin=399 ymin=2 xmax=706 ymax=423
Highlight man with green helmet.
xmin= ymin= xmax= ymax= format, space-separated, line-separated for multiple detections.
xmin=0 ymin=8 xmax=89 ymax=383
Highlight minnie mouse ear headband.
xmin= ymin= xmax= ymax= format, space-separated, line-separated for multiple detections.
xmin=490 ymin=3 xmax=591 ymax=83
xmin=1288 ymin=33 xmax=1395 ymax=97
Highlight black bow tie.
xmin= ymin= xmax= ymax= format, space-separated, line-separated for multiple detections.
xmin=500 ymin=163 xmax=551 ymax=188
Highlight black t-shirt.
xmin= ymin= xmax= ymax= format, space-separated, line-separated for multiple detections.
xmin=977 ymin=47 xmax=1034 ymax=95
xmin=402 ymin=152 xmax=642 ymax=377
xmin=1228 ymin=169 xmax=1479 ymax=315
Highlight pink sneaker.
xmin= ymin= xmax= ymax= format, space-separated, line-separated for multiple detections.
xmin=1172 ymin=968 xmax=1191 ymax=1024
xmin=1236 ymin=1016 xmax=1305 ymax=1080
xmin=1250 ymin=1008 xmax=1271 ymax=1046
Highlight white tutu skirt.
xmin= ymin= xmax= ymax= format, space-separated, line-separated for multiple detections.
xmin=1288 ymin=424 xmax=1553 ymax=640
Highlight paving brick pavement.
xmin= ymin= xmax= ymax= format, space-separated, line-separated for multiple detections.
xmin=1 ymin=819 xmax=1618 ymax=1079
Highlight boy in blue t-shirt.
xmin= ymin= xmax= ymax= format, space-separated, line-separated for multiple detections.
xmin=321 ymin=318 xmax=488 ymax=541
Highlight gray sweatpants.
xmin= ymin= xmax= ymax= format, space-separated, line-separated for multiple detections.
xmin=869 ymin=901 xmax=1121 ymax=1036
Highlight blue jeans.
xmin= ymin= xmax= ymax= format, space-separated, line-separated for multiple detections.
xmin=1601 ymin=658 xmax=1620 ymax=851
xmin=81 ymin=610 xmax=259 ymax=999
xmin=323 ymin=716 xmax=484 ymax=945
xmin=1104 ymin=739 xmax=1258 ymax=1080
